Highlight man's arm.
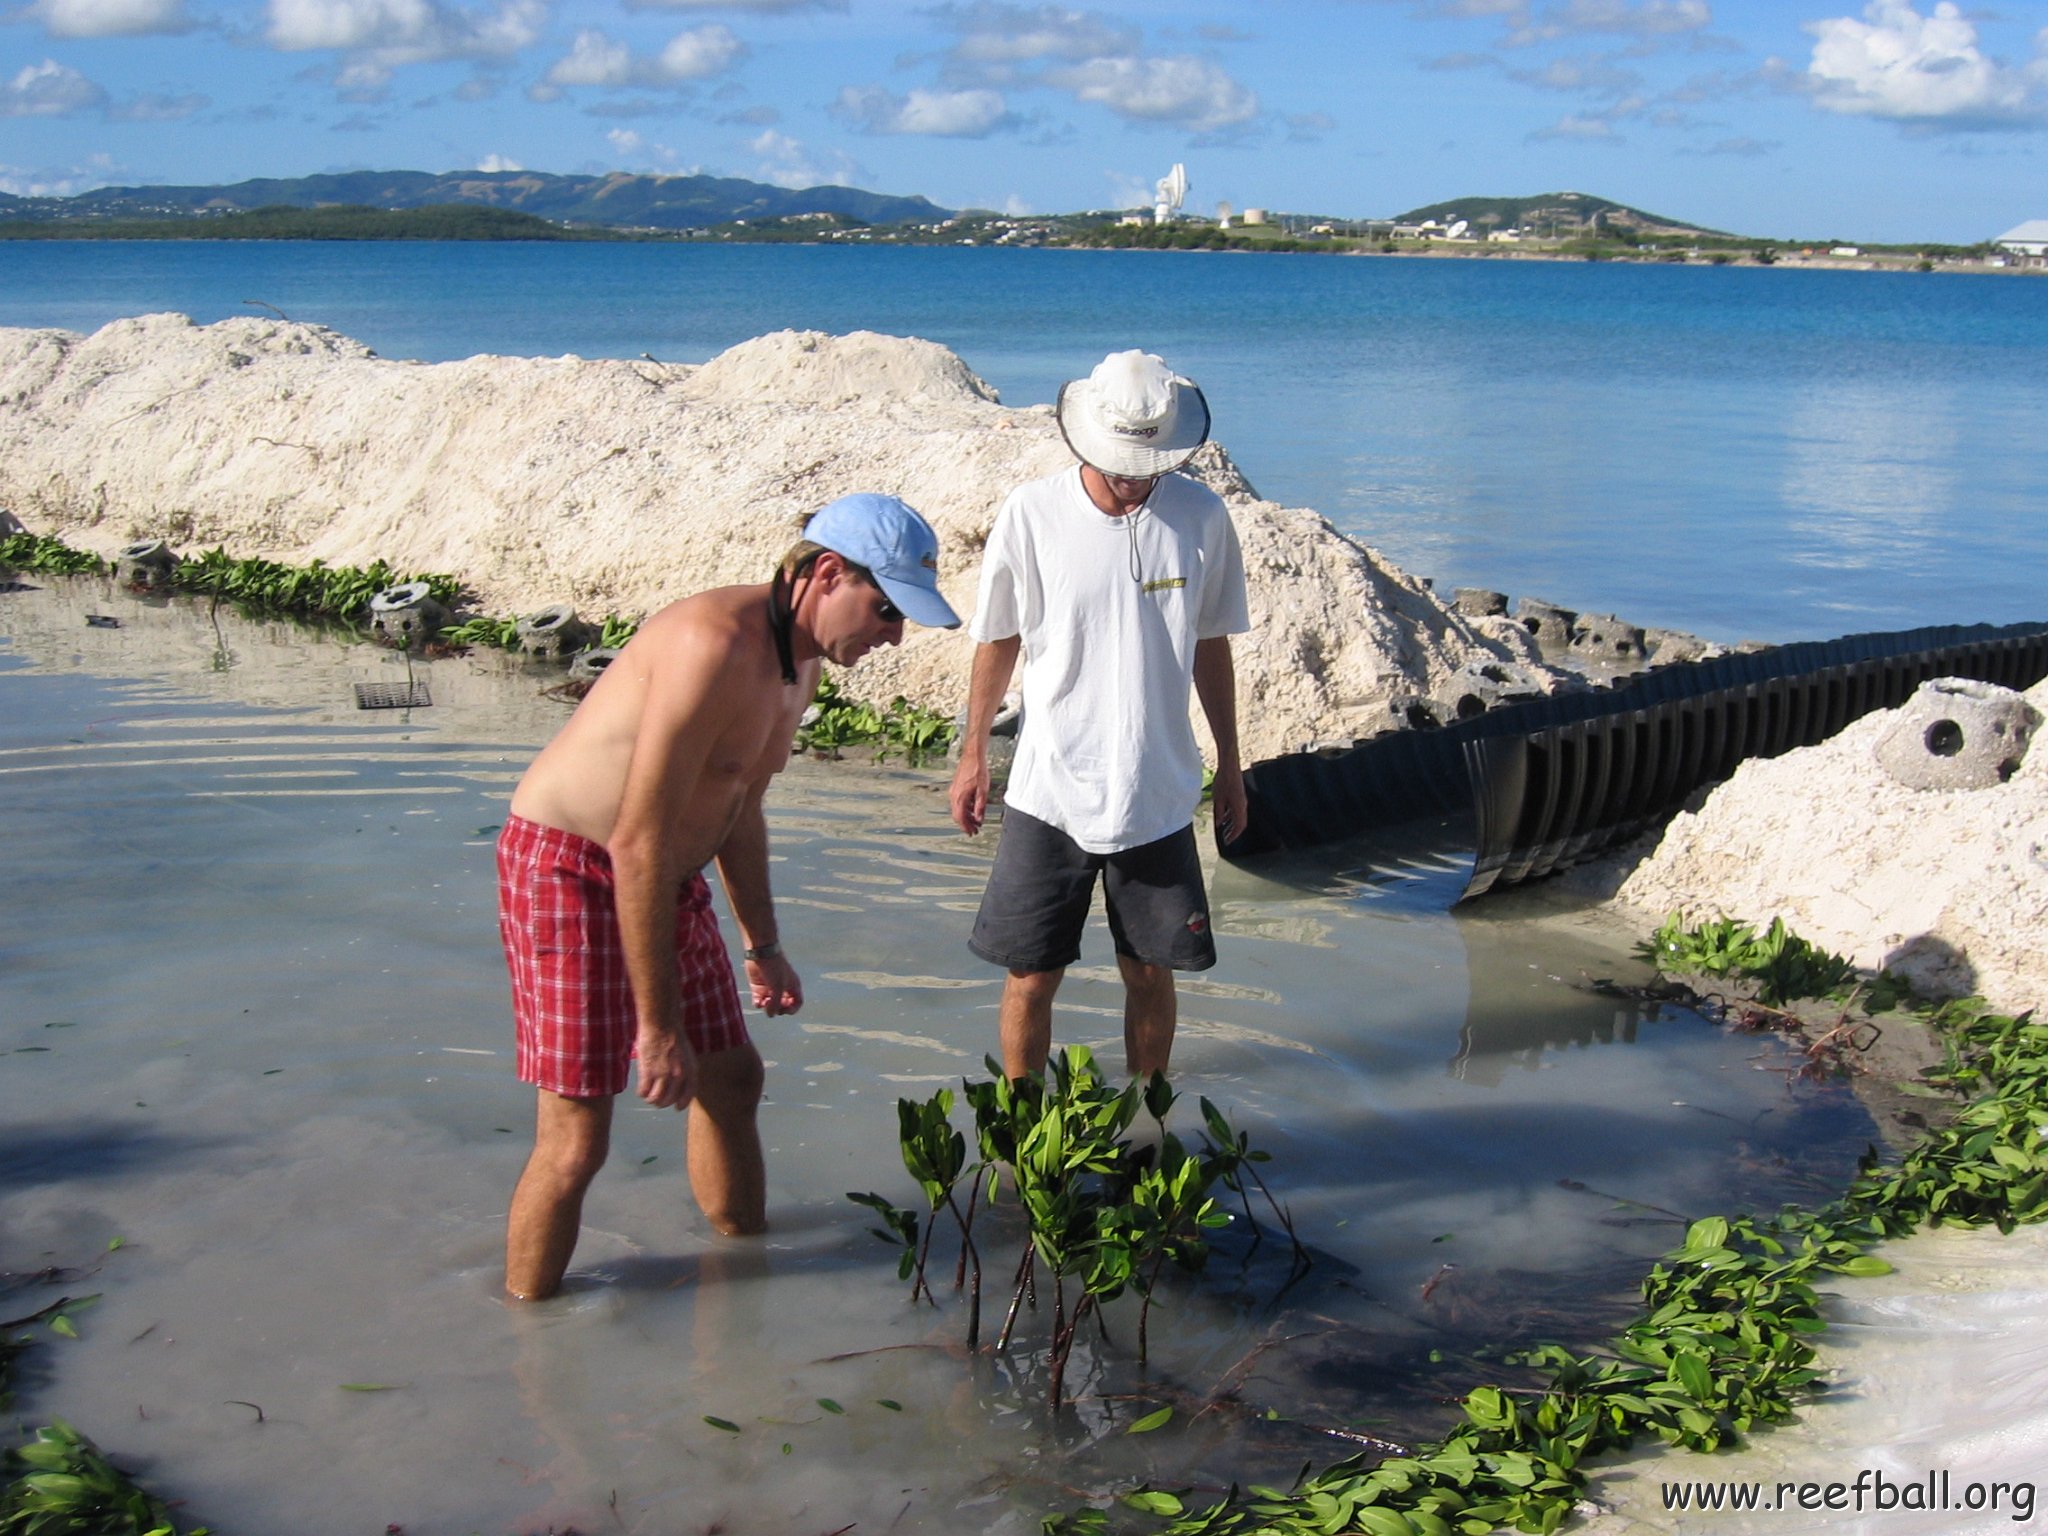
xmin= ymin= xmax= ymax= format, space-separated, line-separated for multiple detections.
xmin=607 ymin=636 xmax=732 ymax=1110
xmin=1193 ymin=635 xmax=1248 ymax=844
xmin=713 ymin=779 xmax=802 ymax=1017
xmin=948 ymin=634 xmax=1022 ymax=836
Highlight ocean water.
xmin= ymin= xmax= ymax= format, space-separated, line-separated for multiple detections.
xmin=1 ymin=580 xmax=1878 ymax=1533
xmin=1 ymin=240 xmax=2044 ymax=644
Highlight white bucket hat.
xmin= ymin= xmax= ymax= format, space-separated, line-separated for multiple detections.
xmin=1054 ymin=350 xmax=1210 ymax=479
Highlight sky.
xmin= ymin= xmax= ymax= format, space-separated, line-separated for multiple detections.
xmin=1 ymin=0 xmax=2044 ymax=242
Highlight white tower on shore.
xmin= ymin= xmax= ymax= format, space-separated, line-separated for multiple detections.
xmin=1154 ymin=163 xmax=1187 ymax=225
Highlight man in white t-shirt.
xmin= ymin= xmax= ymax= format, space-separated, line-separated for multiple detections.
xmin=949 ymin=350 xmax=1251 ymax=1080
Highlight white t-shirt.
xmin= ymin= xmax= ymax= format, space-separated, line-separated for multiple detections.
xmin=970 ymin=466 xmax=1251 ymax=853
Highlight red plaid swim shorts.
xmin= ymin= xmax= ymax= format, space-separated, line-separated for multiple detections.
xmin=497 ymin=813 xmax=749 ymax=1099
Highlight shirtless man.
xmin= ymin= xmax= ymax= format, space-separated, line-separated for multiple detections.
xmin=498 ymin=493 xmax=960 ymax=1301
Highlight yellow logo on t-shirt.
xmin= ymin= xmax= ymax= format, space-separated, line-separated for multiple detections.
xmin=1142 ymin=576 xmax=1187 ymax=593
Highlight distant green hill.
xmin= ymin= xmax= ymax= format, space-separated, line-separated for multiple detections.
xmin=0 ymin=169 xmax=951 ymax=232
xmin=1395 ymin=191 xmax=1728 ymax=239
xmin=0 ymin=204 xmax=606 ymax=241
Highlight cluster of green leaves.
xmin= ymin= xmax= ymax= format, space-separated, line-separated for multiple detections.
xmin=1636 ymin=914 xmax=1876 ymax=1008
xmin=168 ymin=547 xmax=461 ymax=621
xmin=1051 ymin=975 xmax=2048 ymax=1536
xmin=438 ymin=614 xmax=523 ymax=648
xmin=0 ymin=534 xmax=105 ymax=576
xmin=0 ymin=1421 xmax=187 ymax=1536
xmin=851 ymin=1051 xmax=1290 ymax=1408
xmin=797 ymin=675 xmax=956 ymax=766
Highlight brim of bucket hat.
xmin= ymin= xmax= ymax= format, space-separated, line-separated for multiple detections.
xmin=1055 ymin=379 xmax=1211 ymax=479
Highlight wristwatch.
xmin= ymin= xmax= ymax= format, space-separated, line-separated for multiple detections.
xmin=742 ymin=940 xmax=782 ymax=962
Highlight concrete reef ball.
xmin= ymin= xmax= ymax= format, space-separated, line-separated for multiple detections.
xmin=366 ymin=581 xmax=449 ymax=647
xmin=114 ymin=539 xmax=180 ymax=589
xmin=515 ymin=603 xmax=594 ymax=660
xmin=1874 ymin=677 xmax=2040 ymax=792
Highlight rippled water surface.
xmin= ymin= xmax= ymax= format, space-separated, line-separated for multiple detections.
xmin=2 ymin=579 xmax=1882 ymax=1533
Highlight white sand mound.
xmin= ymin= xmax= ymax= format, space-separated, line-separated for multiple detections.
xmin=0 ymin=313 xmax=1534 ymax=763
xmin=1611 ymin=678 xmax=2048 ymax=1014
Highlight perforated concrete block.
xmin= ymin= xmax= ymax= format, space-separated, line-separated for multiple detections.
xmin=1874 ymin=677 xmax=2039 ymax=791
xmin=516 ymin=603 xmax=594 ymax=659
xmin=366 ymin=581 xmax=449 ymax=647
xmin=1514 ymin=597 xmax=1577 ymax=651
xmin=1569 ymin=612 xmax=1646 ymax=662
xmin=114 ymin=539 xmax=180 ymax=588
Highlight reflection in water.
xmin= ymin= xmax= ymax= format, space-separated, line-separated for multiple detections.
xmin=0 ymin=578 xmax=1882 ymax=1534
xmin=1781 ymin=380 xmax=1957 ymax=577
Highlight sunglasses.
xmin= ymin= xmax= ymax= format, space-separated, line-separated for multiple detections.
xmin=873 ymin=589 xmax=904 ymax=625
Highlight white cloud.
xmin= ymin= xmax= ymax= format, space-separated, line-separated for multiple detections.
xmin=541 ymin=23 xmax=743 ymax=90
xmin=1 ymin=58 xmax=107 ymax=116
xmin=832 ymin=84 xmax=1009 ymax=136
xmin=626 ymin=0 xmax=837 ymax=9
xmin=748 ymin=127 xmax=858 ymax=187
xmin=606 ymin=128 xmax=641 ymax=154
xmin=29 ymin=0 xmax=193 ymax=37
xmin=268 ymin=0 xmax=546 ymax=86
xmin=476 ymin=151 xmax=523 ymax=169
xmin=1514 ymin=0 xmax=1709 ymax=45
xmin=545 ymin=29 xmax=631 ymax=85
xmin=935 ymin=1 xmax=1141 ymax=79
xmin=1045 ymin=52 xmax=1257 ymax=132
xmin=1526 ymin=110 xmax=1623 ymax=140
xmin=657 ymin=23 xmax=743 ymax=78
xmin=1804 ymin=0 xmax=2044 ymax=127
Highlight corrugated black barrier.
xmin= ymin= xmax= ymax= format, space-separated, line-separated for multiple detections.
xmin=1228 ymin=621 xmax=2048 ymax=901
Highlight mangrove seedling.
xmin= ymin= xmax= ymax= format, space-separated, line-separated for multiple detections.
xmin=850 ymin=1049 xmax=1288 ymax=1409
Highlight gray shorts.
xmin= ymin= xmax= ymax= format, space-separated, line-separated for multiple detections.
xmin=968 ymin=808 xmax=1217 ymax=974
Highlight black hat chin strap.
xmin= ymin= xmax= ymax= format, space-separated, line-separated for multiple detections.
xmin=769 ymin=570 xmax=799 ymax=686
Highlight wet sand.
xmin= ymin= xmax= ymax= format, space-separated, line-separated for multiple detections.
xmin=0 ymin=575 xmax=1920 ymax=1534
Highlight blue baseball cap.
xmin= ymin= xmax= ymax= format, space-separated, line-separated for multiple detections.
xmin=805 ymin=494 xmax=961 ymax=629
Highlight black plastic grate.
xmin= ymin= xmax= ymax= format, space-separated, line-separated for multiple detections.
xmin=352 ymin=681 xmax=432 ymax=710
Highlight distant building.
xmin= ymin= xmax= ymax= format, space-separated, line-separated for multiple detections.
xmin=1996 ymin=220 xmax=2048 ymax=258
xmin=1241 ymin=207 xmax=1268 ymax=227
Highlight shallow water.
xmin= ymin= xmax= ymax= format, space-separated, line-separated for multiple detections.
xmin=1 ymin=578 xmax=1879 ymax=1533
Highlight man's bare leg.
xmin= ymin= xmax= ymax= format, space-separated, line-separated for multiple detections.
xmin=1118 ymin=954 xmax=1177 ymax=1078
xmin=688 ymin=1042 xmax=768 ymax=1236
xmin=1000 ymin=967 xmax=1064 ymax=1079
xmin=506 ymin=1091 xmax=613 ymax=1301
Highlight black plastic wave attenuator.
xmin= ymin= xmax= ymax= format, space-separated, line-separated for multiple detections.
xmin=1226 ymin=621 xmax=2048 ymax=901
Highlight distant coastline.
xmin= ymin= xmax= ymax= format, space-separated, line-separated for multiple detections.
xmin=2 ymin=173 xmax=2031 ymax=274
xmin=0 ymin=205 xmax=2030 ymax=279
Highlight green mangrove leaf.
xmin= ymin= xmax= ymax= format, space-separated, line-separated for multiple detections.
xmin=1127 ymin=1405 xmax=1173 ymax=1433
xmin=703 ymin=1415 xmax=741 ymax=1432
xmin=1119 ymin=1489 xmax=1184 ymax=1516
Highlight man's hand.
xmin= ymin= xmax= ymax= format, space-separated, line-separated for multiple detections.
xmin=635 ymin=1024 xmax=698 ymax=1110
xmin=1212 ymin=766 xmax=1249 ymax=845
xmin=950 ymin=752 xmax=991 ymax=836
xmin=747 ymin=950 xmax=803 ymax=1016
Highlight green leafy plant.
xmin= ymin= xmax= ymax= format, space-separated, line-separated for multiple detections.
xmin=851 ymin=1050 xmax=1294 ymax=1410
xmin=0 ymin=1420 xmax=190 ymax=1536
xmin=1048 ymin=953 xmax=2048 ymax=1536
xmin=796 ymin=677 xmax=956 ymax=765
xmin=1637 ymin=914 xmax=1880 ymax=1008
xmin=437 ymin=615 xmax=523 ymax=649
xmin=0 ymin=534 xmax=104 ymax=576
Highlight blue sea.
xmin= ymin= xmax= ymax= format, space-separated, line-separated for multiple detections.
xmin=2 ymin=240 xmax=2043 ymax=645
